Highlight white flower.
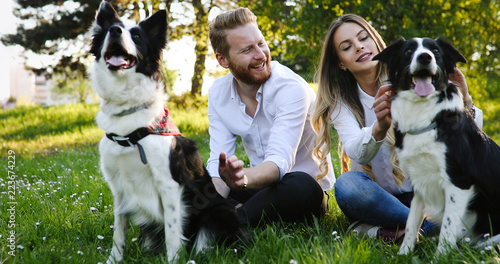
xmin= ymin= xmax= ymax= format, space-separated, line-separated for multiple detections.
xmin=77 ymin=250 xmax=83 ymax=255
xmin=186 ymin=260 xmax=196 ymax=264
xmin=289 ymin=260 xmax=298 ymax=264
xmin=97 ymin=235 xmax=104 ymax=240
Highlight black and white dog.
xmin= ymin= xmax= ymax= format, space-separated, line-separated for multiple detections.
xmin=89 ymin=2 xmax=245 ymax=263
xmin=373 ymin=38 xmax=500 ymax=255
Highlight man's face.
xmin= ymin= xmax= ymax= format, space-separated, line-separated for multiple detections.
xmin=219 ymin=23 xmax=271 ymax=86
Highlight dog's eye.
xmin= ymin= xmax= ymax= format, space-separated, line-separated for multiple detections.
xmin=133 ymin=34 xmax=141 ymax=40
xmin=432 ymin=48 xmax=439 ymax=54
xmin=405 ymin=49 xmax=413 ymax=55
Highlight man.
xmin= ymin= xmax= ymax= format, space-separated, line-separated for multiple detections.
xmin=207 ymin=7 xmax=335 ymax=226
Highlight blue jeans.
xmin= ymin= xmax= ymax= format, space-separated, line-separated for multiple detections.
xmin=335 ymin=171 xmax=438 ymax=235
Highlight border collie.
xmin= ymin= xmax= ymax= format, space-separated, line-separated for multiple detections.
xmin=89 ymin=2 xmax=246 ymax=263
xmin=373 ymin=38 xmax=500 ymax=255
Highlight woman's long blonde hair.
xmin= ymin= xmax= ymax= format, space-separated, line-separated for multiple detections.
xmin=311 ymin=14 xmax=405 ymax=186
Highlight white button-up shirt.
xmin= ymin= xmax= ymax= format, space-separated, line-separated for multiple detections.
xmin=207 ymin=61 xmax=335 ymax=191
xmin=332 ymin=84 xmax=483 ymax=195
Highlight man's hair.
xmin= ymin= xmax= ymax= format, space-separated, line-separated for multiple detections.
xmin=209 ymin=8 xmax=257 ymax=58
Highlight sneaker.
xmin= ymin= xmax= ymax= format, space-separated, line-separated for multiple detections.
xmin=348 ymin=220 xmax=379 ymax=238
xmin=347 ymin=220 xmax=404 ymax=245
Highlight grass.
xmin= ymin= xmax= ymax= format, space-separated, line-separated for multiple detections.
xmin=1 ymin=102 xmax=500 ymax=263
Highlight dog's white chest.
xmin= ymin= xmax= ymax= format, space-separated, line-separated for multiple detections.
xmin=99 ymin=136 xmax=179 ymax=224
xmin=397 ymin=132 xmax=449 ymax=216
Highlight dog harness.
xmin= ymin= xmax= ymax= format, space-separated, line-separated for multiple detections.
xmin=106 ymin=107 xmax=182 ymax=164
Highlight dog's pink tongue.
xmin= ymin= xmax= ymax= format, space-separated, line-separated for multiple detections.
xmin=106 ymin=56 xmax=127 ymax=67
xmin=414 ymin=77 xmax=435 ymax=97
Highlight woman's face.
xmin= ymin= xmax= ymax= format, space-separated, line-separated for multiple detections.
xmin=333 ymin=22 xmax=379 ymax=75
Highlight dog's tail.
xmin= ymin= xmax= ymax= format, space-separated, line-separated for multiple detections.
xmin=191 ymin=199 xmax=250 ymax=253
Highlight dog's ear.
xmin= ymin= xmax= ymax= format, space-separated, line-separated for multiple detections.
xmin=90 ymin=2 xmax=123 ymax=59
xmin=436 ymin=37 xmax=467 ymax=73
xmin=95 ymin=1 xmax=123 ymax=31
xmin=139 ymin=10 xmax=168 ymax=48
xmin=373 ymin=37 xmax=406 ymax=68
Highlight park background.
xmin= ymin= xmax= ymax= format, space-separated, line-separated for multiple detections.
xmin=1 ymin=0 xmax=500 ymax=263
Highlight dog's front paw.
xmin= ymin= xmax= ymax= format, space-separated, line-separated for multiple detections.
xmin=107 ymin=247 xmax=124 ymax=264
xmin=106 ymin=256 xmax=122 ymax=264
xmin=398 ymin=241 xmax=413 ymax=255
xmin=166 ymin=250 xmax=179 ymax=264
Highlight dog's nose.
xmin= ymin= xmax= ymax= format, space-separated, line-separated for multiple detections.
xmin=417 ymin=53 xmax=432 ymax=65
xmin=109 ymin=26 xmax=122 ymax=38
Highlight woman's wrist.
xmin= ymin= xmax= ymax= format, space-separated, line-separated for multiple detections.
xmin=464 ymin=94 xmax=473 ymax=110
xmin=372 ymin=121 xmax=389 ymax=141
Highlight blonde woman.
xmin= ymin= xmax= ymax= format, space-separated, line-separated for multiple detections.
xmin=312 ymin=14 xmax=481 ymax=242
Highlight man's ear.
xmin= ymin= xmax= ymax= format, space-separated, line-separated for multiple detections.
xmin=216 ymin=53 xmax=229 ymax=69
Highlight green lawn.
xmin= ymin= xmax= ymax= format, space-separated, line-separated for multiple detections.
xmin=1 ymin=102 xmax=499 ymax=263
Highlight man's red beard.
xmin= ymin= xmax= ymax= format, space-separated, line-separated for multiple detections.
xmin=228 ymin=57 xmax=272 ymax=86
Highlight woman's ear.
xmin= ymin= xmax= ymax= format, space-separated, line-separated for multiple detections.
xmin=339 ymin=62 xmax=347 ymax=71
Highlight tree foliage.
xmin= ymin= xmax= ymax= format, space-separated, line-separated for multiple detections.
xmin=3 ymin=0 xmax=499 ymax=101
xmin=238 ymin=0 xmax=499 ymax=99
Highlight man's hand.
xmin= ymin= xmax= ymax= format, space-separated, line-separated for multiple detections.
xmin=218 ymin=152 xmax=248 ymax=190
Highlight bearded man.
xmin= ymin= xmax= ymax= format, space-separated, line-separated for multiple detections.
xmin=206 ymin=7 xmax=336 ymax=226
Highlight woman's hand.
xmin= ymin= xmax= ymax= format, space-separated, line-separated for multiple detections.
xmin=372 ymin=84 xmax=393 ymax=141
xmin=449 ymin=67 xmax=472 ymax=109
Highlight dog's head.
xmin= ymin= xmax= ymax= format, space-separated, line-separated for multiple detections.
xmin=90 ymin=1 xmax=166 ymax=77
xmin=373 ymin=37 xmax=466 ymax=97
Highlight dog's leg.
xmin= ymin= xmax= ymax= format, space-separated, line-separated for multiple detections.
xmin=159 ymin=184 xmax=184 ymax=263
xmin=399 ymin=193 xmax=425 ymax=255
xmin=108 ymin=194 xmax=129 ymax=264
xmin=435 ymin=186 xmax=472 ymax=255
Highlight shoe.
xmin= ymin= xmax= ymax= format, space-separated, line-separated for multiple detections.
xmin=348 ymin=220 xmax=379 ymax=238
xmin=347 ymin=220 xmax=405 ymax=245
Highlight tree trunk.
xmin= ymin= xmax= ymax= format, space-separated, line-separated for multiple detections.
xmin=190 ymin=0 xmax=209 ymax=97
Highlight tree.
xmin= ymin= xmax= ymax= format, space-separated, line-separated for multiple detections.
xmin=238 ymin=0 xmax=499 ymax=98
xmin=2 ymin=0 xmax=212 ymax=100
xmin=51 ymin=56 xmax=93 ymax=103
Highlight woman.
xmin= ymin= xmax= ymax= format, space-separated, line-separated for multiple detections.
xmin=311 ymin=14 xmax=481 ymax=242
